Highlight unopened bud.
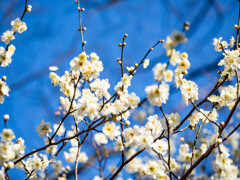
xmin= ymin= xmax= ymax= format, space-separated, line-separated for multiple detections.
xmin=66 ymin=165 xmax=71 ymax=171
xmin=220 ymin=121 xmax=225 ymax=128
xmin=3 ymin=163 xmax=7 ymax=168
xmin=125 ymin=120 xmax=130 ymax=126
xmin=81 ymin=8 xmax=85 ymax=11
xmin=159 ymin=40 xmax=164 ymax=43
xmin=77 ymin=7 xmax=81 ymax=11
xmin=118 ymin=43 xmax=122 ymax=46
xmin=190 ymin=125 xmax=195 ymax=130
xmin=217 ymin=71 xmax=221 ymax=75
xmin=58 ymin=106 xmax=62 ymax=111
xmin=184 ymin=21 xmax=190 ymax=31
xmin=55 ymin=111 xmax=60 ymax=116
xmin=183 ymin=71 xmax=188 ymax=75
xmin=149 ymin=48 xmax=153 ymax=51
xmin=2 ymin=76 xmax=6 ymax=81
xmin=123 ymin=42 xmax=126 ymax=46
xmin=234 ymin=24 xmax=239 ymax=29
xmin=26 ymin=5 xmax=32 ymax=12
xmin=124 ymin=34 xmax=128 ymax=38
xmin=180 ymin=137 xmax=185 ymax=142
xmin=74 ymin=0 xmax=78 ymax=3
xmin=83 ymin=41 xmax=87 ymax=45
xmin=217 ymin=138 xmax=222 ymax=144
xmin=82 ymin=27 xmax=86 ymax=31
xmin=218 ymin=79 xmax=223 ymax=83
xmin=3 ymin=114 xmax=9 ymax=121
xmin=134 ymin=63 xmax=138 ymax=68
xmin=8 ymin=161 xmax=14 ymax=169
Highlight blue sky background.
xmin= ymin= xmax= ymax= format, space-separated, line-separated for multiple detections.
xmin=0 ymin=0 xmax=239 ymax=179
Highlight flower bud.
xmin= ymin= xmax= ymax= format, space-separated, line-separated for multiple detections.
xmin=26 ymin=5 xmax=32 ymax=12
xmin=234 ymin=24 xmax=239 ymax=29
xmin=125 ymin=120 xmax=130 ymax=127
xmin=3 ymin=114 xmax=9 ymax=121
xmin=8 ymin=161 xmax=14 ymax=169
xmin=220 ymin=121 xmax=225 ymax=128
xmin=180 ymin=137 xmax=185 ymax=142
xmin=2 ymin=76 xmax=6 ymax=81
xmin=217 ymin=138 xmax=222 ymax=144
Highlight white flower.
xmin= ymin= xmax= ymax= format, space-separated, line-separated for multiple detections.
xmin=137 ymin=132 xmax=153 ymax=150
xmin=145 ymin=83 xmax=169 ymax=107
xmin=0 ymin=167 xmax=5 ymax=180
xmin=229 ymin=36 xmax=235 ymax=48
xmin=36 ymin=120 xmax=51 ymax=138
xmin=152 ymin=139 xmax=168 ymax=155
xmin=167 ymin=112 xmax=180 ymax=127
xmin=218 ymin=50 xmax=240 ymax=70
xmin=170 ymin=30 xmax=187 ymax=45
xmin=26 ymin=156 xmax=42 ymax=172
xmin=143 ymin=59 xmax=149 ymax=68
xmin=121 ymin=73 xmax=132 ymax=87
xmin=93 ymin=176 xmax=103 ymax=180
xmin=170 ymin=49 xmax=181 ymax=66
xmin=102 ymin=122 xmax=120 ymax=141
xmin=213 ymin=37 xmax=228 ymax=52
xmin=53 ymin=123 xmax=65 ymax=136
xmin=163 ymin=70 xmax=173 ymax=82
xmin=49 ymin=66 xmax=58 ymax=72
xmin=180 ymin=80 xmax=198 ymax=105
xmin=1 ymin=30 xmax=15 ymax=44
xmin=153 ymin=63 xmax=166 ymax=82
xmin=114 ymin=136 xmax=124 ymax=151
xmin=41 ymin=154 xmax=49 ymax=171
xmin=52 ymin=160 xmax=62 ymax=174
xmin=145 ymin=160 xmax=165 ymax=178
xmin=11 ymin=18 xmax=27 ymax=33
xmin=0 ymin=79 xmax=10 ymax=104
xmin=15 ymin=138 xmax=26 ymax=157
xmin=90 ymin=52 xmax=99 ymax=61
xmin=145 ymin=115 xmax=163 ymax=138
xmin=0 ymin=129 xmax=15 ymax=141
xmin=78 ymin=152 xmax=88 ymax=163
xmin=0 ymin=141 xmax=15 ymax=161
xmin=188 ymin=111 xmax=201 ymax=126
xmin=49 ymin=72 xmax=60 ymax=86
xmin=94 ymin=133 xmax=108 ymax=146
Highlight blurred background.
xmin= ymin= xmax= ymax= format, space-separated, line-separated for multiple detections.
xmin=0 ymin=0 xmax=239 ymax=179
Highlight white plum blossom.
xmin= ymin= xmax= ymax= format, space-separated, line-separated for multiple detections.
xmin=94 ymin=133 xmax=108 ymax=146
xmin=102 ymin=122 xmax=121 ymax=141
xmin=0 ymin=79 xmax=10 ymax=104
xmin=143 ymin=59 xmax=149 ymax=68
xmin=213 ymin=37 xmax=228 ymax=52
xmin=11 ymin=18 xmax=27 ymax=33
xmin=152 ymin=139 xmax=168 ymax=155
xmin=180 ymin=80 xmax=198 ymax=105
xmin=145 ymin=83 xmax=169 ymax=107
xmin=36 ymin=120 xmax=51 ymax=138
xmin=0 ymin=129 xmax=15 ymax=141
xmin=1 ymin=30 xmax=15 ymax=44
